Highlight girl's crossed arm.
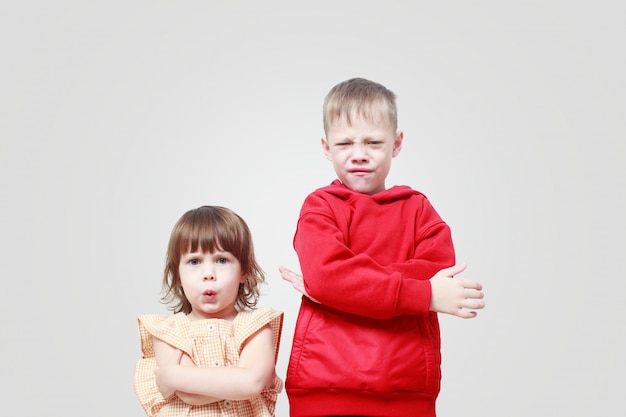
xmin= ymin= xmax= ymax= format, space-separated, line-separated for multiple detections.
xmin=153 ymin=325 xmax=276 ymax=405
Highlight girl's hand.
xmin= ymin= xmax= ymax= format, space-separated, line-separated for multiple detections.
xmin=154 ymin=366 xmax=177 ymax=399
xmin=153 ymin=337 xmax=184 ymax=365
xmin=152 ymin=337 xmax=185 ymax=398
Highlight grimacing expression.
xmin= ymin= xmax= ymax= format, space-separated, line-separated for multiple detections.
xmin=323 ymin=114 xmax=403 ymax=195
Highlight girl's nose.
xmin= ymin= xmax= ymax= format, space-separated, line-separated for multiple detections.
xmin=203 ymin=270 xmax=216 ymax=281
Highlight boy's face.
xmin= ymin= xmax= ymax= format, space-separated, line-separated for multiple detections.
xmin=322 ymin=113 xmax=403 ymax=195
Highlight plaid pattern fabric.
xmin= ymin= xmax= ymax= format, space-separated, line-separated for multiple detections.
xmin=134 ymin=307 xmax=284 ymax=417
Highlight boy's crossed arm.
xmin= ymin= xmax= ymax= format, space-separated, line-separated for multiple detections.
xmin=280 ymin=262 xmax=485 ymax=319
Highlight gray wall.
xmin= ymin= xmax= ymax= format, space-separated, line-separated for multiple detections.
xmin=1 ymin=1 xmax=624 ymax=416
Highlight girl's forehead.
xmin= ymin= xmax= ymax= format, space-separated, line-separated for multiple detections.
xmin=181 ymin=238 xmax=223 ymax=253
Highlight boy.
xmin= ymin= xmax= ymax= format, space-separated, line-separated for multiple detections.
xmin=280 ymin=78 xmax=485 ymax=417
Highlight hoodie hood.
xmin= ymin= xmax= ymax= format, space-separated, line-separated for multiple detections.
xmin=319 ymin=179 xmax=423 ymax=203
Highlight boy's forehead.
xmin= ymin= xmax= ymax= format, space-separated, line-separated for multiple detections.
xmin=328 ymin=110 xmax=394 ymax=131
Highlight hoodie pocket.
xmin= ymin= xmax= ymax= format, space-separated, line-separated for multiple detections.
xmin=287 ymin=302 xmax=440 ymax=394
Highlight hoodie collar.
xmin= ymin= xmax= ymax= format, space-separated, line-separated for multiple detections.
xmin=320 ymin=179 xmax=421 ymax=202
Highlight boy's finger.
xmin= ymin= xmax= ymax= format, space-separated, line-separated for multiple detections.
xmin=442 ymin=262 xmax=467 ymax=277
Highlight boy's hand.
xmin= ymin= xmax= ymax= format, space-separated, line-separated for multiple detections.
xmin=279 ymin=266 xmax=320 ymax=303
xmin=429 ymin=263 xmax=485 ymax=318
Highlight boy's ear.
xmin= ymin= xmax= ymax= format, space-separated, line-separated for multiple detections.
xmin=321 ymin=137 xmax=332 ymax=160
xmin=392 ymin=131 xmax=404 ymax=157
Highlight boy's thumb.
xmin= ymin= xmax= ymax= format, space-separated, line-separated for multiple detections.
xmin=446 ymin=262 xmax=467 ymax=277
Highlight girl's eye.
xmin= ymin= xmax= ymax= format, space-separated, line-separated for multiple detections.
xmin=216 ymin=257 xmax=228 ymax=265
xmin=189 ymin=259 xmax=200 ymax=266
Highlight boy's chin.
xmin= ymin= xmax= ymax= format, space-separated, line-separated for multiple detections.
xmin=345 ymin=181 xmax=383 ymax=195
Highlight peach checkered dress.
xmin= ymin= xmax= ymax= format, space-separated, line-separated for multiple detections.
xmin=134 ymin=307 xmax=283 ymax=417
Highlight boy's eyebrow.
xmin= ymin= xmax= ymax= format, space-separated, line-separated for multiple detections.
xmin=333 ymin=135 xmax=387 ymax=142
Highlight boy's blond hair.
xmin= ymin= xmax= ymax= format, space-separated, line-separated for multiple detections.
xmin=323 ymin=77 xmax=398 ymax=134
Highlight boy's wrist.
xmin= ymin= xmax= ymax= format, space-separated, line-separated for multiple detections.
xmin=395 ymin=279 xmax=431 ymax=316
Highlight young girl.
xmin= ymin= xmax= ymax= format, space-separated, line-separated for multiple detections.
xmin=134 ymin=206 xmax=284 ymax=417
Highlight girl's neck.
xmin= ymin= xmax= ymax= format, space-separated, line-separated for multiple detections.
xmin=186 ymin=308 xmax=238 ymax=322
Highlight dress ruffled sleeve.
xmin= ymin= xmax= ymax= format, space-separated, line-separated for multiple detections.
xmin=233 ymin=307 xmax=285 ymax=416
xmin=133 ymin=314 xmax=191 ymax=416
xmin=234 ymin=307 xmax=284 ymax=363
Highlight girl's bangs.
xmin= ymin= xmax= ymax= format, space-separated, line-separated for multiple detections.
xmin=177 ymin=221 xmax=225 ymax=255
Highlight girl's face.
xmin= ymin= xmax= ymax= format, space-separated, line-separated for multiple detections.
xmin=179 ymin=248 xmax=246 ymax=321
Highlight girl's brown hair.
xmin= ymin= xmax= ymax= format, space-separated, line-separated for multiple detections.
xmin=160 ymin=206 xmax=265 ymax=313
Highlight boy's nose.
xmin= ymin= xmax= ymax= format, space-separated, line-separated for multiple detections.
xmin=351 ymin=143 xmax=369 ymax=161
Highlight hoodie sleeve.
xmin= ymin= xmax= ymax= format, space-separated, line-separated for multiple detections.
xmin=294 ymin=191 xmax=455 ymax=319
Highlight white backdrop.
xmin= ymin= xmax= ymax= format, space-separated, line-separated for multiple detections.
xmin=1 ymin=2 xmax=624 ymax=416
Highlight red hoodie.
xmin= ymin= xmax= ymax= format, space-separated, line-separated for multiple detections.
xmin=286 ymin=180 xmax=455 ymax=417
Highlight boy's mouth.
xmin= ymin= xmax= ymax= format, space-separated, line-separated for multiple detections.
xmin=349 ymin=169 xmax=372 ymax=176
